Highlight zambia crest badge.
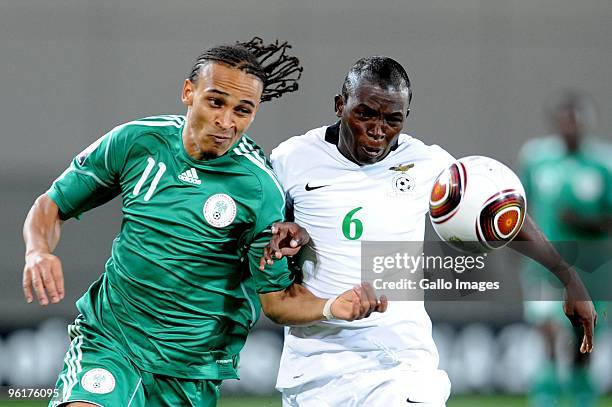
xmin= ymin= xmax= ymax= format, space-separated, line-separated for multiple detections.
xmin=204 ymin=193 xmax=237 ymax=228
xmin=389 ymin=163 xmax=414 ymax=172
xmin=389 ymin=163 xmax=415 ymax=194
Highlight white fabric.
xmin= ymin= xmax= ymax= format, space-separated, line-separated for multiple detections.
xmin=281 ymin=364 xmax=450 ymax=407
xmin=271 ymin=125 xmax=455 ymax=398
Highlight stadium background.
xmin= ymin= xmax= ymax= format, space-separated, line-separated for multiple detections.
xmin=0 ymin=0 xmax=611 ymax=405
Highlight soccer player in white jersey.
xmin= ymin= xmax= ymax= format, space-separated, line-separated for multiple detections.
xmin=267 ymin=57 xmax=597 ymax=406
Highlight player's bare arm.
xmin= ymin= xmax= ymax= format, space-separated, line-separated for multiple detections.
xmin=256 ymin=222 xmax=388 ymax=323
xmin=259 ymin=282 xmax=388 ymax=325
xmin=508 ymin=213 xmax=597 ymax=353
xmin=22 ymin=193 xmax=65 ymax=305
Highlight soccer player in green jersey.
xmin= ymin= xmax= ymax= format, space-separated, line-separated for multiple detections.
xmin=22 ymin=38 xmax=387 ymax=407
xmin=520 ymin=90 xmax=612 ymax=407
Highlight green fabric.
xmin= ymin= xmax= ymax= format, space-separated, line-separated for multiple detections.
xmin=519 ymin=137 xmax=612 ymax=309
xmin=529 ymin=361 xmax=561 ymax=405
xmin=47 ymin=115 xmax=293 ymax=379
xmin=568 ymin=366 xmax=597 ymax=407
xmin=519 ymin=137 xmax=612 ymax=241
xmin=50 ymin=315 xmax=222 ymax=406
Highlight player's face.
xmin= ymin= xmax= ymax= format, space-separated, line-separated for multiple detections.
xmin=554 ymin=107 xmax=582 ymax=150
xmin=335 ymin=81 xmax=409 ymax=165
xmin=181 ymin=63 xmax=263 ymax=159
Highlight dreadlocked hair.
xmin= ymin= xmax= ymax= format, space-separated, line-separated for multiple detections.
xmin=188 ymin=37 xmax=303 ymax=102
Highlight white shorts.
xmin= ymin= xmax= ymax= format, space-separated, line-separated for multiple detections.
xmin=281 ymin=364 xmax=450 ymax=407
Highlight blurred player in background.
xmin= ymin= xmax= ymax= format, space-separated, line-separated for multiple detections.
xmin=266 ymin=58 xmax=597 ymax=406
xmin=22 ymin=38 xmax=386 ymax=407
xmin=519 ymin=90 xmax=612 ymax=407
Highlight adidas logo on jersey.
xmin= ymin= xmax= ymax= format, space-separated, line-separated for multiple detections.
xmin=178 ymin=168 xmax=201 ymax=185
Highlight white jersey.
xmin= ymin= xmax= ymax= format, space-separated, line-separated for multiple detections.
xmin=271 ymin=123 xmax=455 ymax=390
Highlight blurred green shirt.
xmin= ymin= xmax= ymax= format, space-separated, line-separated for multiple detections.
xmin=519 ymin=136 xmax=612 ymax=303
xmin=519 ymin=136 xmax=612 ymax=240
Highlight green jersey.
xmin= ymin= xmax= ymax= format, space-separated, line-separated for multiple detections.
xmin=519 ymin=136 xmax=612 ymax=241
xmin=47 ymin=115 xmax=293 ymax=380
xmin=519 ymin=136 xmax=612 ymax=300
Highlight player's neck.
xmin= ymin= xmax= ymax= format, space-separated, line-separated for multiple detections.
xmin=181 ymin=127 xmax=221 ymax=161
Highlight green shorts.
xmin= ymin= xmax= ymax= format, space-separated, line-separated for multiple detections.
xmin=50 ymin=316 xmax=222 ymax=407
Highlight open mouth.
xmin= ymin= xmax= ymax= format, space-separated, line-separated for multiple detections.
xmin=361 ymin=145 xmax=383 ymax=158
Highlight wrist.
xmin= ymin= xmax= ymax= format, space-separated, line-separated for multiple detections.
xmin=323 ymin=296 xmax=338 ymax=320
xmin=25 ymin=247 xmax=50 ymax=260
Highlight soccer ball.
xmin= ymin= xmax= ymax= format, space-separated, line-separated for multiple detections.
xmin=429 ymin=156 xmax=527 ymax=253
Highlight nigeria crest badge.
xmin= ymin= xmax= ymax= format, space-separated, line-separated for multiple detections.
xmin=204 ymin=194 xmax=237 ymax=228
xmin=81 ymin=368 xmax=116 ymax=394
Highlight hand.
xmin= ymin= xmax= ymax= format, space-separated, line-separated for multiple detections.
xmin=331 ymin=282 xmax=388 ymax=321
xmin=259 ymin=222 xmax=310 ymax=270
xmin=563 ymin=278 xmax=597 ymax=353
xmin=23 ymin=252 xmax=65 ymax=306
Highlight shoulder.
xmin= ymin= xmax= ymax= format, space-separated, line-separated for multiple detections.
xmin=270 ymin=126 xmax=328 ymax=184
xmin=100 ymin=115 xmax=184 ymax=163
xmin=518 ymin=136 xmax=564 ymax=167
xmin=271 ymin=126 xmax=327 ymax=162
xmin=106 ymin=115 xmax=184 ymax=141
xmin=583 ymin=138 xmax=612 ymax=172
xmin=388 ymin=134 xmax=456 ymax=183
xmin=230 ymin=136 xmax=285 ymax=204
xmin=396 ymin=133 xmax=455 ymax=165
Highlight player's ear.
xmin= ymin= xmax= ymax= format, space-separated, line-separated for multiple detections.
xmin=334 ymin=94 xmax=344 ymax=118
xmin=181 ymin=79 xmax=194 ymax=106
xmin=405 ymin=88 xmax=412 ymax=118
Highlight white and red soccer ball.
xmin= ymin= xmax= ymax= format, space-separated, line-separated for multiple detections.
xmin=429 ymin=156 xmax=527 ymax=253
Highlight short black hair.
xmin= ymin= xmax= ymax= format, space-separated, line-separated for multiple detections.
xmin=341 ymin=56 xmax=412 ymax=104
xmin=189 ymin=37 xmax=303 ymax=102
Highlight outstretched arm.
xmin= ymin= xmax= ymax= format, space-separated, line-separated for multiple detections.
xmin=255 ymin=223 xmax=387 ymax=325
xmin=259 ymin=282 xmax=387 ymax=326
xmin=23 ymin=194 xmax=65 ymax=305
xmin=509 ymin=214 xmax=597 ymax=353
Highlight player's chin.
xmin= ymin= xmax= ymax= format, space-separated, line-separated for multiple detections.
xmin=358 ymin=146 xmax=386 ymax=164
xmin=199 ymin=145 xmax=229 ymax=159
xmin=356 ymin=152 xmax=382 ymax=165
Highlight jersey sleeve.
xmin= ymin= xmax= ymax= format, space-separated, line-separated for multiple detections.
xmin=430 ymin=144 xmax=456 ymax=175
xmin=245 ymin=169 xmax=294 ymax=294
xmin=47 ymin=126 xmax=127 ymax=220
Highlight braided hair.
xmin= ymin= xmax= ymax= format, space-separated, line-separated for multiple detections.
xmin=188 ymin=37 xmax=303 ymax=102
